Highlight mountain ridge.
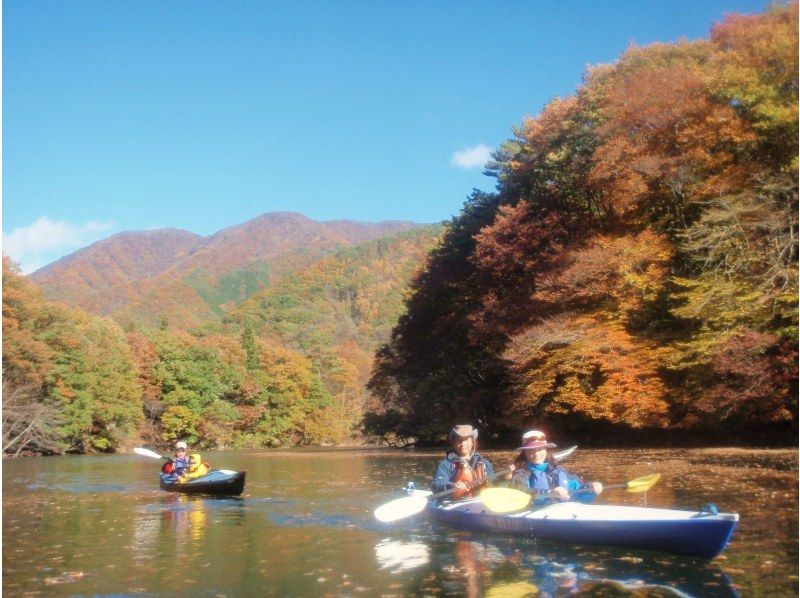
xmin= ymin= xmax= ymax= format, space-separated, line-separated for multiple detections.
xmin=30 ymin=211 xmax=425 ymax=321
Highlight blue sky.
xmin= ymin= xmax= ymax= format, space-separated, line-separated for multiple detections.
xmin=4 ymin=1 xmax=769 ymax=273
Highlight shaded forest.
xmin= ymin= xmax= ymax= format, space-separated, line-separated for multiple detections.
xmin=366 ymin=3 xmax=798 ymax=447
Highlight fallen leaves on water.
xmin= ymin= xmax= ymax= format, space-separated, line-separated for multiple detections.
xmin=615 ymin=556 xmax=644 ymax=564
xmin=582 ymin=563 xmax=607 ymax=572
xmin=43 ymin=571 xmax=94 ymax=585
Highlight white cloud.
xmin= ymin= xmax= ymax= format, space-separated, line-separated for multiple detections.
xmin=450 ymin=144 xmax=493 ymax=169
xmin=3 ymin=216 xmax=115 ymax=274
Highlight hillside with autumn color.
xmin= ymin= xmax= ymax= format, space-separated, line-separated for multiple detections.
xmin=366 ymin=3 xmax=798 ymax=447
xmin=4 ymin=223 xmax=441 ymax=454
xmin=32 ymin=211 xmax=420 ymax=328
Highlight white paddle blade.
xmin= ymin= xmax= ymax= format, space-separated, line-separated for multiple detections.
xmin=553 ymin=445 xmax=577 ymax=462
xmin=374 ymin=495 xmax=428 ymax=523
xmin=134 ymin=447 xmax=164 ymax=459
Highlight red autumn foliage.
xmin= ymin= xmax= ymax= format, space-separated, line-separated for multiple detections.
xmin=696 ymin=330 xmax=798 ymax=426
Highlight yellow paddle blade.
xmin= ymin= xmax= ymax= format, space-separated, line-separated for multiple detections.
xmin=480 ymin=487 xmax=533 ymax=513
xmin=624 ymin=473 xmax=661 ymax=493
xmin=485 ymin=581 xmax=539 ymax=598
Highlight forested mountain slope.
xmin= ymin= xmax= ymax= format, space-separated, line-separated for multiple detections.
xmin=366 ymin=3 xmax=798 ymax=447
xmin=31 ymin=228 xmax=204 ymax=314
xmin=4 ymin=225 xmax=441 ymax=453
xmin=32 ymin=211 xmax=419 ymax=327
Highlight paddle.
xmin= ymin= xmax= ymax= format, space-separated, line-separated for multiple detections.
xmin=374 ymin=445 xmax=578 ymax=523
xmin=374 ymin=466 xmax=513 ymax=523
xmin=134 ymin=447 xmax=236 ymax=476
xmin=134 ymin=447 xmax=169 ymax=460
xmin=552 ymin=445 xmax=577 ymax=462
xmin=480 ymin=473 xmax=661 ymax=514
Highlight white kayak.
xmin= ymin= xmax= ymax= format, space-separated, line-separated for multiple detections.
xmin=423 ymin=494 xmax=738 ymax=559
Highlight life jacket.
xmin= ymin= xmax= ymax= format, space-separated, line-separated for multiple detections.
xmin=162 ymin=455 xmax=189 ymax=475
xmin=524 ymin=462 xmax=583 ymax=495
xmin=179 ymin=454 xmax=210 ymax=482
xmin=450 ymin=454 xmax=487 ymax=500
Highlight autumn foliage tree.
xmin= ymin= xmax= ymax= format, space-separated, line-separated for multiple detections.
xmin=367 ymin=2 xmax=798 ymax=445
xmin=3 ymin=257 xmax=142 ymax=453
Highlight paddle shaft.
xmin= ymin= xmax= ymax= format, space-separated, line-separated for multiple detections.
xmin=430 ymin=466 xmax=512 ymax=501
xmin=570 ymin=474 xmax=660 ymax=495
xmin=538 ymin=480 xmax=641 ymax=499
xmin=503 ymin=475 xmax=653 ymax=502
xmin=514 ymin=475 xmax=656 ymax=500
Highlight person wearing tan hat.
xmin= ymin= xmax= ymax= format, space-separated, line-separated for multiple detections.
xmin=431 ymin=424 xmax=495 ymax=500
xmin=162 ymin=440 xmax=190 ymax=478
xmin=510 ymin=430 xmax=602 ymax=505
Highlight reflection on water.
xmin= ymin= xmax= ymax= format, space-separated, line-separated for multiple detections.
xmin=417 ymin=537 xmax=739 ymax=597
xmin=131 ymin=504 xmax=159 ymax=564
xmin=375 ymin=538 xmax=430 ymax=573
xmin=130 ymin=494 xmax=247 ymax=565
xmin=2 ymin=448 xmax=796 ymax=596
xmin=452 ymin=540 xmax=493 ymax=598
xmin=161 ymin=495 xmax=209 ymax=547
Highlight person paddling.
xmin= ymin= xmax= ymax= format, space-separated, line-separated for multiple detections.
xmin=431 ymin=425 xmax=495 ymax=500
xmin=162 ymin=441 xmax=190 ymax=478
xmin=510 ymin=430 xmax=602 ymax=505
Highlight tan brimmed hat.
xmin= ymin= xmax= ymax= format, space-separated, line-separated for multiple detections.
xmin=448 ymin=424 xmax=478 ymax=444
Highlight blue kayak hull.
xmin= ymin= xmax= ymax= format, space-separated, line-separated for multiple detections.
xmin=159 ymin=470 xmax=246 ymax=496
xmin=425 ymin=500 xmax=738 ymax=559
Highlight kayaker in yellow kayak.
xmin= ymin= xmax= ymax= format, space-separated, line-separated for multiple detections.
xmin=510 ymin=430 xmax=602 ymax=503
xmin=177 ymin=453 xmax=210 ymax=483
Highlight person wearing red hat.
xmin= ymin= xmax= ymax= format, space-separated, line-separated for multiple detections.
xmin=431 ymin=424 xmax=495 ymax=500
xmin=510 ymin=430 xmax=602 ymax=504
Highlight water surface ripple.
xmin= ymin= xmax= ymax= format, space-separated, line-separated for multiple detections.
xmin=3 ymin=448 xmax=797 ymax=596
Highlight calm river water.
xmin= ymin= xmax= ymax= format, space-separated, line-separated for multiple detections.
xmin=3 ymin=448 xmax=797 ymax=597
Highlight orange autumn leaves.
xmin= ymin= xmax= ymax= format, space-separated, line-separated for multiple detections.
xmin=367 ymin=3 xmax=797 ymax=443
xmin=506 ymin=316 xmax=669 ymax=428
xmin=502 ymin=232 xmax=673 ymax=428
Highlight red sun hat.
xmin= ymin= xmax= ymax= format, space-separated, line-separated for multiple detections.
xmin=517 ymin=430 xmax=557 ymax=450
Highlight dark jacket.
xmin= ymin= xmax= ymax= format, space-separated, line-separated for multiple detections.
xmin=431 ymin=452 xmax=495 ymax=495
